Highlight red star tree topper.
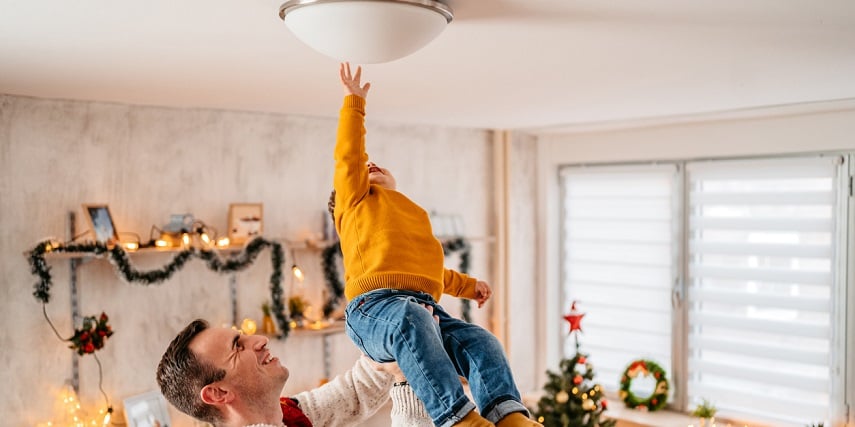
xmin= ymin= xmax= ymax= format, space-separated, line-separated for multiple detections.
xmin=563 ymin=300 xmax=585 ymax=335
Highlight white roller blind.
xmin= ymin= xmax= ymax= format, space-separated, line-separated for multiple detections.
xmin=560 ymin=165 xmax=678 ymax=391
xmin=686 ymin=157 xmax=840 ymax=426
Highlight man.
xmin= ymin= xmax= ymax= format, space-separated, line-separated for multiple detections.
xmin=157 ymin=319 xmax=433 ymax=427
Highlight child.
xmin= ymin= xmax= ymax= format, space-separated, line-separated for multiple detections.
xmin=332 ymin=63 xmax=540 ymax=427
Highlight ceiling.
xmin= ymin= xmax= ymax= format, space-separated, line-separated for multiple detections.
xmin=2 ymin=0 xmax=854 ymax=132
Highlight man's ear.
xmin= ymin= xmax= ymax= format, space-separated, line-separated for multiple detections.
xmin=200 ymin=383 xmax=233 ymax=405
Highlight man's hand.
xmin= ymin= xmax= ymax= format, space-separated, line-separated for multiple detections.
xmin=340 ymin=62 xmax=371 ymax=99
xmin=474 ymin=280 xmax=492 ymax=308
xmin=371 ymin=359 xmax=407 ymax=383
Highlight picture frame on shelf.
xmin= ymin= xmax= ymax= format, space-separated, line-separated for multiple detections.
xmin=82 ymin=204 xmax=119 ymax=245
xmin=123 ymin=390 xmax=171 ymax=427
xmin=228 ymin=203 xmax=263 ymax=245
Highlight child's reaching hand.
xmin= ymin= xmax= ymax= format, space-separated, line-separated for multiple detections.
xmin=474 ymin=280 xmax=492 ymax=308
xmin=340 ymin=62 xmax=371 ymax=99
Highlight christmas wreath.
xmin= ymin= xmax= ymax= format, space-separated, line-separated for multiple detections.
xmin=619 ymin=359 xmax=669 ymax=411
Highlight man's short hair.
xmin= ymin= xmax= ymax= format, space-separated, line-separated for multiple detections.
xmin=156 ymin=319 xmax=227 ymax=424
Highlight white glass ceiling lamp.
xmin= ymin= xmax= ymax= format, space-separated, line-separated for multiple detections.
xmin=279 ymin=0 xmax=453 ymax=64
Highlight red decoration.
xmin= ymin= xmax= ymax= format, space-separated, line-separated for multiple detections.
xmin=563 ymin=301 xmax=585 ymax=335
xmin=578 ymin=356 xmax=587 ymax=364
xmin=572 ymin=375 xmax=583 ymax=385
xmin=602 ymin=399 xmax=608 ymax=409
xmin=69 ymin=312 xmax=114 ymax=356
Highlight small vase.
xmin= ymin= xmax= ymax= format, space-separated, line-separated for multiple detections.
xmin=698 ymin=417 xmax=714 ymax=427
xmin=262 ymin=314 xmax=276 ymax=335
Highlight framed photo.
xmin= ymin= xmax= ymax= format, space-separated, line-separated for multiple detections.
xmin=82 ymin=204 xmax=119 ymax=244
xmin=123 ymin=390 xmax=171 ymax=427
xmin=228 ymin=203 xmax=264 ymax=245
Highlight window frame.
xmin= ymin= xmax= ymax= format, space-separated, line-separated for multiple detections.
xmin=553 ymin=153 xmax=853 ymax=426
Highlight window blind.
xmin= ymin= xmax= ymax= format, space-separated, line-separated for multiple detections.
xmin=686 ymin=157 xmax=840 ymax=426
xmin=559 ymin=165 xmax=678 ymax=391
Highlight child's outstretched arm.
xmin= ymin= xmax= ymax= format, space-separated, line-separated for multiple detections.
xmin=334 ymin=62 xmax=372 ymax=226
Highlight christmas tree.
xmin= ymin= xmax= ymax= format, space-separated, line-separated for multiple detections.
xmin=533 ymin=302 xmax=616 ymax=427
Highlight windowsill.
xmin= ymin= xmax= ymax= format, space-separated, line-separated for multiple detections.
xmin=605 ymin=405 xmax=696 ymax=427
xmin=523 ymin=393 xmax=697 ymax=427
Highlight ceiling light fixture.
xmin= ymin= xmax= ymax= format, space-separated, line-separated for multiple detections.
xmin=279 ymin=0 xmax=453 ymax=64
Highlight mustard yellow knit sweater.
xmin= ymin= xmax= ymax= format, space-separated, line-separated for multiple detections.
xmin=334 ymin=95 xmax=477 ymax=302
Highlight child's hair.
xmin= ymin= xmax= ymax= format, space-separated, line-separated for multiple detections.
xmin=328 ymin=189 xmax=336 ymax=222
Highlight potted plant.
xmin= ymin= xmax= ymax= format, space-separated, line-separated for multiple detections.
xmin=288 ymin=295 xmax=308 ymax=326
xmin=691 ymin=399 xmax=716 ymax=427
xmin=261 ymin=302 xmax=276 ymax=335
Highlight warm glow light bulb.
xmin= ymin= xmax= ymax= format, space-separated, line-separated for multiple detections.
xmin=155 ymin=240 xmax=168 ymax=247
xmin=217 ymin=237 xmax=230 ymax=247
xmin=241 ymin=318 xmax=257 ymax=335
xmin=292 ymin=265 xmax=305 ymax=282
xmin=200 ymin=233 xmax=211 ymax=244
xmin=124 ymin=242 xmax=139 ymax=251
xmin=181 ymin=233 xmax=191 ymax=246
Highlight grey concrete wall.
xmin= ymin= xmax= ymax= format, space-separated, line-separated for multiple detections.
xmin=0 ymin=94 xmax=496 ymax=427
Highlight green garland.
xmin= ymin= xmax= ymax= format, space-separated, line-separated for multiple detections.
xmin=619 ymin=359 xmax=669 ymax=411
xmin=320 ymin=241 xmax=345 ymax=317
xmin=320 ymin=236 xmax=473 ymax=322
xmin=442 ymin=237 xmax=472 ymax=322
xmin=29 ymin=237 xmax=292 ymax=339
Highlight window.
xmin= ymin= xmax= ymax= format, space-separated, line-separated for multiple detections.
xmin=686 ymin=157 xmax=840 ymax=425
xmin=559 ymin=155 xmax=849 ymax=426
xmin=559 ymin=164 xmax=679 ymax=389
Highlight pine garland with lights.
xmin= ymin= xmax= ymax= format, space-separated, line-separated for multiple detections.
xmin=29 ymin=236 xmax=292 ymax=339
xmin=320 ymin=237 xmax=474 ymax=321
xmin=534 ymin=352 xmax=616 ymax=427
xmin=321 ymin=241 xmax=345 ymax=317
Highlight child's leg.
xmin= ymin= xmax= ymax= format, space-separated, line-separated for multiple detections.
xmin=435 ymin=309 xmax=533 ymax=424
xmin=345 ymin=289 xmax=475 ymax=427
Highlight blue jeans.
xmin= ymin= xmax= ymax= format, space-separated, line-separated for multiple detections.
xmin=345 ymin=289 xmax=529 ymax=427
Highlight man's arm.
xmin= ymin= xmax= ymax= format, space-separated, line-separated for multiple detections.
xmin=390 ymin=384 xmax=433 ymax=427
xmin=293 ymin=356 xmax=392 ymax=427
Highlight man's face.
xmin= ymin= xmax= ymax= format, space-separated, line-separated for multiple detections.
xmin=190 ymin=327 xmax=289 ymax=403
xmin=367 ymin=162 xmax=397 ymax=190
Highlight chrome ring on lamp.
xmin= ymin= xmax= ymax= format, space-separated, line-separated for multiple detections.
xmin=279 ymin=0 xmax=454 ymax=23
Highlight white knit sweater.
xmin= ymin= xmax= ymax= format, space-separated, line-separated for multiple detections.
xmin=292 ymin=357 xmax=432 ymax=427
